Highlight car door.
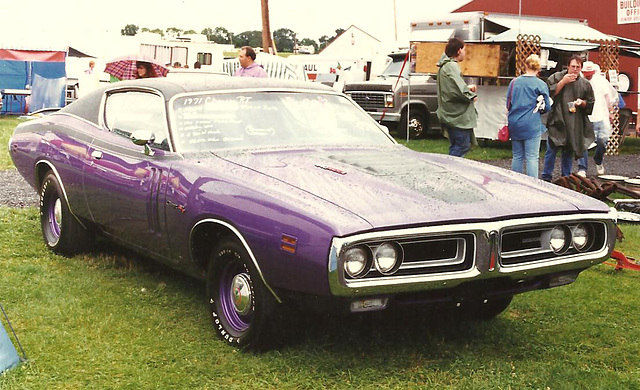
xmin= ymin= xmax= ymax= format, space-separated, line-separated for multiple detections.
xmin=83 ymin=89 xmax=176 ymax=260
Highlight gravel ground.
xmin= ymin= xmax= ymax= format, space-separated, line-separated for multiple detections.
xmin=0 ymin=169 xmax=39 ymax=208
xmin=1 ymin=154 xmax=638 ymax=208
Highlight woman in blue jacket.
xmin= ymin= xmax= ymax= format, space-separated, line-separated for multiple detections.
xmin=506 ymin=54 xmax=551 ymax=178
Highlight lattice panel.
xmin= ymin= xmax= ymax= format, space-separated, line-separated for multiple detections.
xmin=515 ymin=34 xmax=541 ymax=76
xmin=599 ymin=40 xmax=621 ymax=155
xmin=608 ymin=106 xmax=621 ymax=156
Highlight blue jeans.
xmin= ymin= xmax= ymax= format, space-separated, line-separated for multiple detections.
xmin=541 ymin=139 xmax=573 ymax=181
xmin=445 ymin=125 xmax=472 ymax=157
xmin=578 ymin=121 xmax=609 ymax=171
xmin=511 ymin=134 xmax=541 ymax=177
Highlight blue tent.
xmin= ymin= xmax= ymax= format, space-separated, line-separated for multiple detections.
xmin=0 ymin=304 xmax=25 ymax=374
xmin=0 ymin=46 xmax=66 ymax=114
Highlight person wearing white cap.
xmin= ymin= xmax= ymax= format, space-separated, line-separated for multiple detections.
xmin=576 ymin=61 xmax=617 ymax=177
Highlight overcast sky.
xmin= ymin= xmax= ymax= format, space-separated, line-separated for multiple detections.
xmin=4 ymin=0 xmax=468 ymax=46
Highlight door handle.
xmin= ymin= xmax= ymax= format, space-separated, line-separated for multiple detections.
xmin=91 ymin=150 xmax=103 ymax=159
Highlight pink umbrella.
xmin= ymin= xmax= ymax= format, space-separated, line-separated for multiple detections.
xmin=104 ymin=54 xmax=169 ymax=80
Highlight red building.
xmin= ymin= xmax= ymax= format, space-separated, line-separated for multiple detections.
xmin=455 ymin=0 xmax=640 ymax=112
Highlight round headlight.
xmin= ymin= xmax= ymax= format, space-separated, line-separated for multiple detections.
xmin=343 ymin=246 xmax=370 ymax=278
xmin=572 ymin=223 xmax=590 ymax=252
xmin=374 ymin=242 xmax=401 ymax=275
xmin=549 ymin=225 xmax=569 ymax=254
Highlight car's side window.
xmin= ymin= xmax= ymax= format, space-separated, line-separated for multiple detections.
xmin=104 ymin=91 xmax=170 ymax=150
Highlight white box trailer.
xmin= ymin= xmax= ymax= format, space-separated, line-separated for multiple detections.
xmin=140 ymin=38 xmax=225 ymax=72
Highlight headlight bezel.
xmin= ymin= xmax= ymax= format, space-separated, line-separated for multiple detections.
xmin=572 ymin=223 xmax=593 ymax=252
xmin=549 ymin=225 xmax=571 ymax=254
xmin=373 ymin=241 xmax=403 ymax=275
xmin=343 ymin=245 xmax=372 ymax=279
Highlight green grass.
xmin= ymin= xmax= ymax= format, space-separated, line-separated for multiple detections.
xmin=394 ymin=132 xmax=640 ymax=161
xmin=2 ymin=117 xmax=640 ymax=388
xmin=1 ymin=207 xmax=639 ymax=389
xmin=1 ymin=117 xmax=21 ymax=170
xmin=395 ymin=135 xmax=516 ymax=160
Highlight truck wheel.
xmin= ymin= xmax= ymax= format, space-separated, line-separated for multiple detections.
xmin=207 ymin=239 xmax=280 ymax=350
xmin=40 ymin=172 xmax=92 ymax=255
xmin=399 ymin=110 xmax=428 ymax=139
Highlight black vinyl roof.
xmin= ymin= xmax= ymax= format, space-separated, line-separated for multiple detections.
xmin=60 ymin=75 xmax=334 ymax=124
xmin=110 ymin=75 xmax=331 ymax=97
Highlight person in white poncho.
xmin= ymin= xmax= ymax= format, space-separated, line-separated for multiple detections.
xmin=576 ymin=61 xmax=617 ymax=177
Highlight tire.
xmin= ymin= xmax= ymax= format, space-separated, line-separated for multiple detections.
xmin=40 ymin=172 xmax=92 ymax=255
xmin=455 ymin=296 xmax=513 ymax=321
xmin=207 ymin=239 xmax=279 ymax=350
xmin=398 ymin=109 xmax=428 ymax=139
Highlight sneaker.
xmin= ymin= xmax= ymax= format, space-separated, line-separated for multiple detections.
xmin=596 ymin=164 xmax=605 ymax=175
xmin=577 ymin=170 xmax=587 ymax=178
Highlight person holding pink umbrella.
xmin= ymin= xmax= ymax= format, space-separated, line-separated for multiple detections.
xmin=104 ymin=54 xmax=169 ymax=81
xmin=136 ymin=62 xmax=158 ymax=78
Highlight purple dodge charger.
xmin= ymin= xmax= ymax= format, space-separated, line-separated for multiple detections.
xmin=9 ymin=76 xmax=617 ymax=349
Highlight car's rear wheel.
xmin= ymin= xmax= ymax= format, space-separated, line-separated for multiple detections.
xmin=207 ymin=238 xmax=279 ymax=350
xmin=40 ymin=172 xmax=92 ymax=255
xmin=455 ymin=296 xmax=513 ymax=321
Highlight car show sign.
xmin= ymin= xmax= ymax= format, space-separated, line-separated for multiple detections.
xmin=618 ymin=0 xmax=640 ymax=24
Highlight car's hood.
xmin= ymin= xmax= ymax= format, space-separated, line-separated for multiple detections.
xmin=211 ymin=146 xmax=610 ymax=229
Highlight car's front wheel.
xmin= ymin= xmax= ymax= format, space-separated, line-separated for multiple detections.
xmin=40 ymin=172 xmax=92 ymax=255
xmin=207 ymin=239 xmax=280 ymax=350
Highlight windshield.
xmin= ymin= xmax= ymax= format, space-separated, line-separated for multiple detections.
xmin=380 ymin=56 xmax=409 ymax=78
xmin=171 ymin=91 xmax=394 ymax=153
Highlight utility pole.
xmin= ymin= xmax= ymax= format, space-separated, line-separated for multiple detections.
xmin=261 ymin=0 xmax=277 ymax=54
xmin=393 ymin=0 xmax=398 ymax=42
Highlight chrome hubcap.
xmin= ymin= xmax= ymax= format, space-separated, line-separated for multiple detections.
xmin=410 ymin=118 xmax=423 ymax=136
xmin=230 ymin=273 xmax=252 ymax=315
xmin=54 ymin=198 xmax=62 ymax=228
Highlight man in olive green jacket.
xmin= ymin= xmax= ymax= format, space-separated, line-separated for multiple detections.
xmin=436 ymin=38 xmax=478 ymax=157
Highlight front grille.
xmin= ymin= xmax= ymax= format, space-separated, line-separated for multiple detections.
xmin=329 ymin=212 xmax=616 ymax=296
xmin=345 ymin=234 xmax=475 ymax=282
xmin=500 ymin=222 xmax=607 ymax=266
xmin=347 ymin=92 xmax=387 ymax=110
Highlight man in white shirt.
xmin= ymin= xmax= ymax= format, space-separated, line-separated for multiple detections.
xmin=577 ymin=61 xmax=617 ymax=177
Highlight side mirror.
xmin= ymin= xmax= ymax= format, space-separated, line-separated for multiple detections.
xmin=130 ymin=130 xmax=156 ymax=146
xmin=130 ymin=130 xmax=156 ymax=156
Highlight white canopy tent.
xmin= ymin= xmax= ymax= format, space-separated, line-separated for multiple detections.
xmin=483 ymin=14 xmax=613 ymax=42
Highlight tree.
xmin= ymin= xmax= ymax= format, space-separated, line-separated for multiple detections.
xmin=165 ymin=27 xmax=183 ymax=39
xmin=299 ymin=38 xmax=318 ymax=52
xmin=318 ymin=35 xmax=330 ymax=51
xmin=183 ymin=29 xmax=197 ymax=35
xmin=318 ymin=28 xmax=346 ymax=51
xmin=273 ymin=28 xmax=296 ymax=52
xmin=121 ymin=24 xmax=139 ymax=36
xmin=202 ymin=27 xmax=232 ymax=44
xmin=234 ymin=31 xmax=262 ymax=49
xmin=141 ymin=27 xmax=165 ymax=37
xmin=201 ymin=28 xmax=215 ymax=41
